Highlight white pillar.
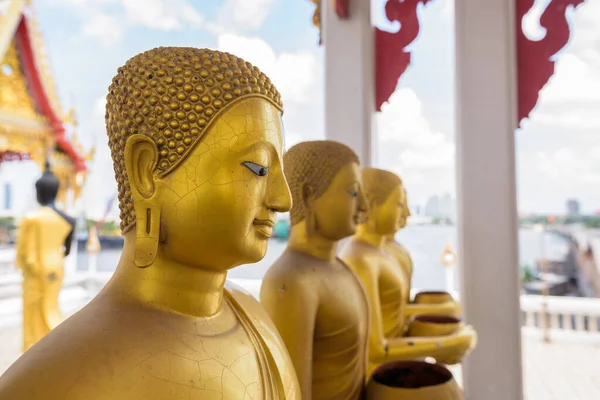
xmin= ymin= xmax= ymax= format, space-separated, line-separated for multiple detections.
xmin=455 ymin=0 xmax=523 ymax=399
xmin=322 ymin=1 xmax=376 ymax=166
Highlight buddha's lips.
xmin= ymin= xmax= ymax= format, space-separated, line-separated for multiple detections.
xmin=253 ymin=219 xmax=275 ymax=227
xmin=253 ymin=219 xmax=274 ymax=238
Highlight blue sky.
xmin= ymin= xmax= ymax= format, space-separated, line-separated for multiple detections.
xmin=13 ymin=0 xmax=600 ymax=218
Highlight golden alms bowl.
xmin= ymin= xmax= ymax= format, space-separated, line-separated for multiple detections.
xmin=366 ymin=360 xmax=463 ymax=399
xmin=407 ymin=314 xmax=461 ymax=337
xmin=413 ymin=290 xmax=454 ymax=305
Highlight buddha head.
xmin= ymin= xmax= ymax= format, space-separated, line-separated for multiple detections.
xmin=361 ymin=168 xmax=404 ymax=236
xmin=105 ymin=47 xmax=291 ymax=271
xmin=35 ymin=159 xmax=60 ymax=206
xmin=398 ymin=187 xmax=411 ymax=229
xmin=284 ymin=140 xmax=366 ymax=241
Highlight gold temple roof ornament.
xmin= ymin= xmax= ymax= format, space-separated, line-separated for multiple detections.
xmin=0 ymin=0 xmax=91 ymax=202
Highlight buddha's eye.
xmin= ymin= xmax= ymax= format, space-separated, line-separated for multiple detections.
xmin=347 ymin=189 xmax=358 ymax=197
xmin=242 ymin=161 xmax=269 ymax=177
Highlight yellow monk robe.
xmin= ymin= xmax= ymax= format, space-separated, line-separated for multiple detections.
xmin=16 ymin=206 xmax=73 ymax=351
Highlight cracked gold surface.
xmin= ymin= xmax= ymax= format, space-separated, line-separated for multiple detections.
xmin=0 ymin=48 xmax=300 ymax=400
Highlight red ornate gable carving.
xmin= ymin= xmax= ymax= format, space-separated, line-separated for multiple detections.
xmin=375 ymin=0 xmax=432 ymax=111
xmin=15 ymin=15 xmax=86 ymax=171
xmin=516 ymin=0 xmax=585 ymax=127
xmin=334 ymin=0 xmax=350 ymax=18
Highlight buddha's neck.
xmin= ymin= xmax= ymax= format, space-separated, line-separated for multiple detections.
xmin=288 ymin=220 xmax=337 ymax=263
xmin=355 ymin=224 xmax=385 ymax=248
xmin=111 ymin=236 xmax=227 ymax=318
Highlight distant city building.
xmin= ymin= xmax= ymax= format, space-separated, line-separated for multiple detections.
xmin=566 ymin=199 xmax=580 ymax=216
xmin=424 ymin=193 xmax=456 ymax=221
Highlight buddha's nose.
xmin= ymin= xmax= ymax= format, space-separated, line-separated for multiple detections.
xmin=266 ymin=170 xmax=292 ymax=212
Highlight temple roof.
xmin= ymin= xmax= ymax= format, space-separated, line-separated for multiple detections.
xmin=0 ymin=0 xmax=86 ymax=171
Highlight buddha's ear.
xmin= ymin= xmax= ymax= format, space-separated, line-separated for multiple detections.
xmin=124 ymin=135 xmax=158 ymax=200
xmin=301 ymin=182 xmax=316 ymax=210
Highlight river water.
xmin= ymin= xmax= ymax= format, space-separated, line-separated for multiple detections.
xmin=76 ymin=225 xmax=569 ymax=291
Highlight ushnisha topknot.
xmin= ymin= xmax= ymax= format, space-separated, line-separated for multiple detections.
xmin=283 ymin=140 xmax=360 ymax=226
xmin=361 ymin=168 xmax=403 ymax=205
xmin=105 ymin=46 xmax=283 ymax=232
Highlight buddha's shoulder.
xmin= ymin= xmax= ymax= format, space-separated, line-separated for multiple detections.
xmin=0 ymin=292 xmax=172 ymax=395
xmin=264 ymin=250 xmax=329 ymax=281
xmin=18 ymin=210 xmax=40 ymax=225
xmin=387 ymin=241 xmax=411 ymax=259
xmin=0 ymin=316 xmax=119 ymax=398
xmin=340 ymin=241 xmax=377 ymax=270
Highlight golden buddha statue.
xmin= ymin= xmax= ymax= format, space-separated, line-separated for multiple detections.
xmin=15 ymin=160 xmax=76 ymax=352
xmin=260 ymin=140 xmax=370 ymax=400
xmin=0 ymin=47 xmax=300 ymax=399
xmin=385 ymin=186 xmax=460 ymax=318
xmin=340 ymin=168 xmax=476 ymax=375
xmin=384 ymin=186 xmax=412 ymax=304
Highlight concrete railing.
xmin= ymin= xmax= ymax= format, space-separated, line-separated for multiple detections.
xmin=521 ymin=294 xmax=600 ymax=340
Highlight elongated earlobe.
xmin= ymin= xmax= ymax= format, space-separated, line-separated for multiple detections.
xmin=134 ymin=206 xmax=161 ymax=268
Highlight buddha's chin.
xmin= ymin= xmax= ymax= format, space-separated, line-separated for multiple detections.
xmin=243 ymin=242 xmax=269 ymax=264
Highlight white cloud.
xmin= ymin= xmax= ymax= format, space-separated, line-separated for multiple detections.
xmin=378 ymin=89 xmax=454 ymax=168
xmin=217 ymin=34 xmax=319 ymax=106
xmin=539 ymin=55 xmax=600 ymax=104
xmin=54 ymin=0 xmax=278 ymax=44
xmin=531 ymin=148 xmax=600 ymax=185
xmin=52 ymin=0 xmax=207 ymax=45
xmin=82 ymin=12 xmax=124 ymax=45
xmin=121 ymin=0 xmax=204 ymax=31
xmin=218 ymin=0 xmax=277 ymax=31
xmin=376 ymin=88 xmax=455 ymax=204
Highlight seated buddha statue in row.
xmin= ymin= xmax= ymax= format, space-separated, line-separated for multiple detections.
xmin=261 ymin=144 xmax=475 ymax=398
xmin=0 ymin=47 xmax=300 ymax=399
xmin=340 ymin=168 xmax=476 ymax=375
xmin=261 ymin=140 xmax=369 ymax=400
xmin=385 ymin=185 xmax=461 ymax=318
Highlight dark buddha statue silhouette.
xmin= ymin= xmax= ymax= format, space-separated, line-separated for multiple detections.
xmin=15 ymin=159 xmax=76 ymax=351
